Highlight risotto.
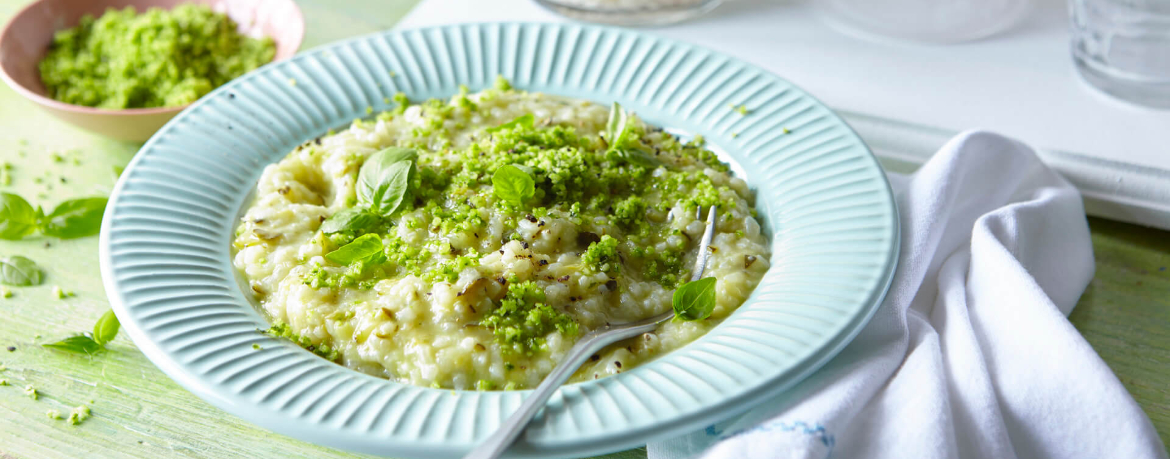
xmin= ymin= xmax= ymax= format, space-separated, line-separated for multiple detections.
xmin=232 ymin=79 xmax=770 ymax=390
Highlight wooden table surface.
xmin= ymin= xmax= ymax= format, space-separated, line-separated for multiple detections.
xmin=0 ymin=0 xmax=1166 ymax=457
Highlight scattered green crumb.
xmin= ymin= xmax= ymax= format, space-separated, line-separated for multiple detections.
xmin=732 ymin=104 xmax=749 ymax=115
xmin=366 ymin=106 xmax=374 ymax=114
xmin=264 ymin=321 xmax=340 ymax=361
xmin=47 ymin=410 xmax=62 ymax=420
xmin=72 ymin=158 xmax=81 ymax=166
xmin=24 ymin=385 xmax=38 ymax=400
xmin=0 ymin=364 xmax=6 ymax=371
xmin=383 ymin=97 xmax=391 ymax=104
xmin=38 ymin=4 xmax=276 ymax=109
xmin=731 ymin=132 xmax=738 ymax=138
xmin=1 ymin=286 xmax=11 ymax=298
xmin=68 ymin=405 xmax=91 ymax=425
xmin=389 ymin=71 xmax=397 ymax=77
xmin=51 ymin=153 xmax=64 ymax=163
xmin=52 ymin=286 xmax=74 ymax=299
xmin=288 ymin=78 xmax=297 ymax=86
xmin=252 ymin=343 xmax=261 ymax=350
xmin=0 ymin=379 xmax=8 ymax=386
xmin=783 ymin=127 xmax=791 ymax=134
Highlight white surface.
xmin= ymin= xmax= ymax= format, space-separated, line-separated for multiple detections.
xmin=648 ymin=131 xmax=1167 ymax=459
xmin=400 ymin=0 xmax=1170 ymax=171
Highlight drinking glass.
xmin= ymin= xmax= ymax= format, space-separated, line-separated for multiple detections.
xmin=1070 ymin=0 xmax=1170 ymax=108
xmin=816 ymin=0 xmax=1032 ymax=43
xmin=533 ymin=0 xmax=722 ymax=26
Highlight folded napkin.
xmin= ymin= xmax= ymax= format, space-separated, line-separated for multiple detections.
xmin=648 ymin=131 xmax=1168 ymax=459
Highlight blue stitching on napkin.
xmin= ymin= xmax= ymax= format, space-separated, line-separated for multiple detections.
xmin=705 ymin=420 xmax=836 ymax=449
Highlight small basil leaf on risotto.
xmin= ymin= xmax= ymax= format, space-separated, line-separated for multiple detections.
xmin=485 ymin=114 xmax=534 ymax=133
xmin=325 ymin=233 xmax=383 ymax=264
xmin=605 ymin=102 xmax=630 ymax=153
xmin=672 ymin=277 xmax=717 ymax=321
xmin=320 ymin=208 xmax=378 ymax=234
xmin=357 ymin=147 xmax=417 ymax=216
xmin=492 ymin=165 xmax=535 ymax=205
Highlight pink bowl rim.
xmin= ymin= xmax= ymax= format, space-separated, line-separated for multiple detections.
xmin=0 ymin=0 xmax=305 ymax=116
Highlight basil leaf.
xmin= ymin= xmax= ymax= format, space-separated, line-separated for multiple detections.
xmin=605 ymin=102 xmax=630 ymax=153
xmin=40 ymin=197 xmax=107 ymax=239
xmin=620 ymin=148 xmax=661 ymax=168
xmin=0 ymin=256 xmax=44 ymax=287
xmin=320 ymin=209 xmax=379 ymax=234
xmin=492 ymin=165 xmax=535 ymax=205
xmin=485 ymin=114 xmax=535 ymax=133
xmin=325 ymin=233 xmax=383 ymax=265
xmin=357 ymin=148 xmax=416 ymax=216
xmin=92 ymin=309 xmax=120 ymax=346
xmin=672 ymin=277 xmax=717 ymax=321
xmin=0 ymin=192 xmax=39 ymax=240
xmin=42 ymin=335 xmax=103 ymax=355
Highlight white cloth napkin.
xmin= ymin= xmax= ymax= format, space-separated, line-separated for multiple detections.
xmin=648 ymin=131 xmax=1168 ymax=459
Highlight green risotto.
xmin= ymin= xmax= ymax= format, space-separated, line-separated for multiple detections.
xmin=233 ymin=81 xmax=771 ymax=389
xmin=38 ymin=5 xmax=275 ymax=109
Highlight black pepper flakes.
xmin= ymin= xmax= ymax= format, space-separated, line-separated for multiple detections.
xmin=590 ymin=354 xmax=600 ymax=362
xmin=7 ymin=346 xmax=16 ymax=352
xmin=615 ymin=361 xmax=622 ymax=368
xmin=538 ymin=259 xmax=549 ymax=266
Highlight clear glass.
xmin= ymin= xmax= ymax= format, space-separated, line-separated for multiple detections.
xmin=1070 ymin=0 xmax=1170 ymax=108
xmin=816 ymin=0 xmax=1032 ymax=43
xmin=533 ymin=0 xmax=722 ymax=26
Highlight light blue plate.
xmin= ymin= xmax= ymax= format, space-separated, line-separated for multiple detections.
xmin=99 ymin=22 xmax=898 ymax=459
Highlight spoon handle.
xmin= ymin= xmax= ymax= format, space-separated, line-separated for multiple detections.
xmin=463 ymin=320 xmax=659 ymax=459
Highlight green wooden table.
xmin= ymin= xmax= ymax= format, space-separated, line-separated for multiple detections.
xmin=0 ymin=1 xmax=1166 ymax=457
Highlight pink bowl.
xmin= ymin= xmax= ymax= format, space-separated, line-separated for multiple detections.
xmin=0 ymin=0 xmax=304 ymax=142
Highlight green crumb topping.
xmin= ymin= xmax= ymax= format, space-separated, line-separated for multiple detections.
xmin=480 ymin=281 xmax=578 ymax=353
xmin=732 ymin=104 xmax=749 ymax=115
xmin=251 ymin=343 xmax=261 ymax=350
xmin=265 ymin=321 xmax=340 ymax=361
xmin=581 ymin=235 xmax=621 ymax=276
xmin=38 ymin=4 xmax=276 ymax=109
xmin=0 ymin=379 xmax=8 ymax=386
xmin=47 ymin=410 xmax=62 ymax=420
xmin=24 ymin=385 xmax=37 ymax=400
xmin=1 ymin=286 xmax=11 ymax=298
xmin=475 ymin=379 xmax=496 ymax=391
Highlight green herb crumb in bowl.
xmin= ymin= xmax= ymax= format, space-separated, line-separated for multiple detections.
xmin=0 ymin=0 xmax=304 ymax=142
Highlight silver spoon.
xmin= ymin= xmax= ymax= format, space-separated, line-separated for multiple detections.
xmin=464 ymin=206 xmax=718 ymax=459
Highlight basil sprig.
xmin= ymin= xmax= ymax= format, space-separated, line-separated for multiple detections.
xmin=42 ymin=309 xmax=121 ymax=355
xmin=0 ymin=193 xmax=39 ymax=240
xmin=357 ymin=147 xmax=417 ymax=216
xmin=319 ymin=147 xmax=418 ymax=236
xmin=0 ymin=256 xmax=44 ymax=287
xmin=672 ymin=277 xmax=717 ymax=321
xmin=0 ymin=192 xmax=107 ymax=241
xmin=492 ymin=165 xmax=535 ymax=206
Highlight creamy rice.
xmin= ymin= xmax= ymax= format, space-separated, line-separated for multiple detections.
xmin=232 ymin=81 xmax=769 ymax=390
